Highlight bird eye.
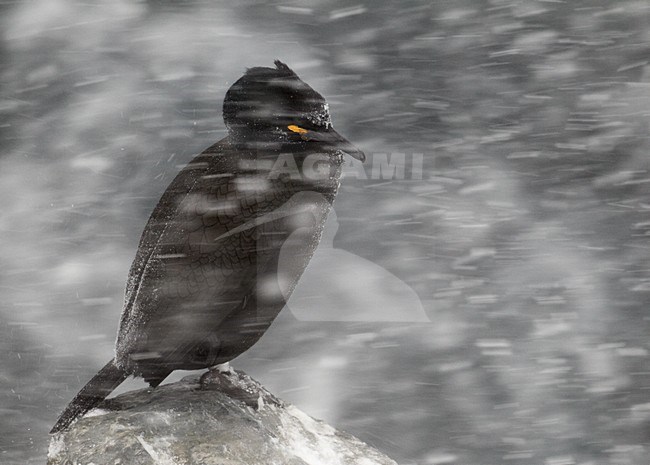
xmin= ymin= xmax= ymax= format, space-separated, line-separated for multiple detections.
xmin=287 ymin=125 xmax=309 ymax=135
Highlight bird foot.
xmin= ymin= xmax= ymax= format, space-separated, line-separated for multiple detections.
xmin=199 ymin=363 xmax=233 ymax=387
xmin=215 ymin=362 xmax=234 ymax=374
xmin=198 ymin=367 xmax=283 ymax=410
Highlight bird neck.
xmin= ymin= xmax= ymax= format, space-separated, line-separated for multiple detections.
xmin=223 ymin=135 xmax=343 ymax=200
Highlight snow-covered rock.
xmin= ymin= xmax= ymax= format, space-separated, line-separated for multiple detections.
xmin=47 ymin=369 xmax=397 ymax=465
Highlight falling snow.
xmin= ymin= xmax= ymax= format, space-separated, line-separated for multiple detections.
xmin=2 ymin=1 xmax=650 ymax=464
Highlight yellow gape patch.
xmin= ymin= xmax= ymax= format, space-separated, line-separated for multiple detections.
xmin=287 ymin=125 xmax=309 ymax=135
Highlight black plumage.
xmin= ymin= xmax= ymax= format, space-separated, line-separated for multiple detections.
xmin=51 ymin=60 xmax=364 ymax=433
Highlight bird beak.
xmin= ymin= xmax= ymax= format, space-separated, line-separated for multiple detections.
xmin=304 ymin=128 xmax=366 ymax=162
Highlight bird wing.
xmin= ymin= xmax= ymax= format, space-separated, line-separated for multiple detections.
xmin=117 ymin=141 xmax=224 ymax=338
xmin=115 ymin=140 xmax=295 ymax=373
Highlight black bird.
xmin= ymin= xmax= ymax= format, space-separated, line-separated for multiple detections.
xmin=51 ymin=60 xmax=365 ymax=433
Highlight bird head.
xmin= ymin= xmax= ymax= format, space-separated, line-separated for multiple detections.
xmin=223 ymin=60 xmax=365 ymax=162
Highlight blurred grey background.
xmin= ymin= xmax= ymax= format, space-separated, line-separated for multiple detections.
xmin=2 ymin=1 xmax=650 ymax=464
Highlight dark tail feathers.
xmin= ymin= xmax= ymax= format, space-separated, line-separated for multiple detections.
xmin=50 ymin=358 xmax=128 ymax=434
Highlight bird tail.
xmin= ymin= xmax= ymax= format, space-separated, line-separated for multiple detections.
xmin=50 ymin=358 xmax=128 ymax=434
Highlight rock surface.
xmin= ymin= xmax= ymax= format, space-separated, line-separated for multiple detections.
xmin=48 ymin=369 xmax=398 ymax=465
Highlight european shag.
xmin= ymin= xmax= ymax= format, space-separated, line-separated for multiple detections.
xmin=50 ymin=60 xmax=365 ymax=433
